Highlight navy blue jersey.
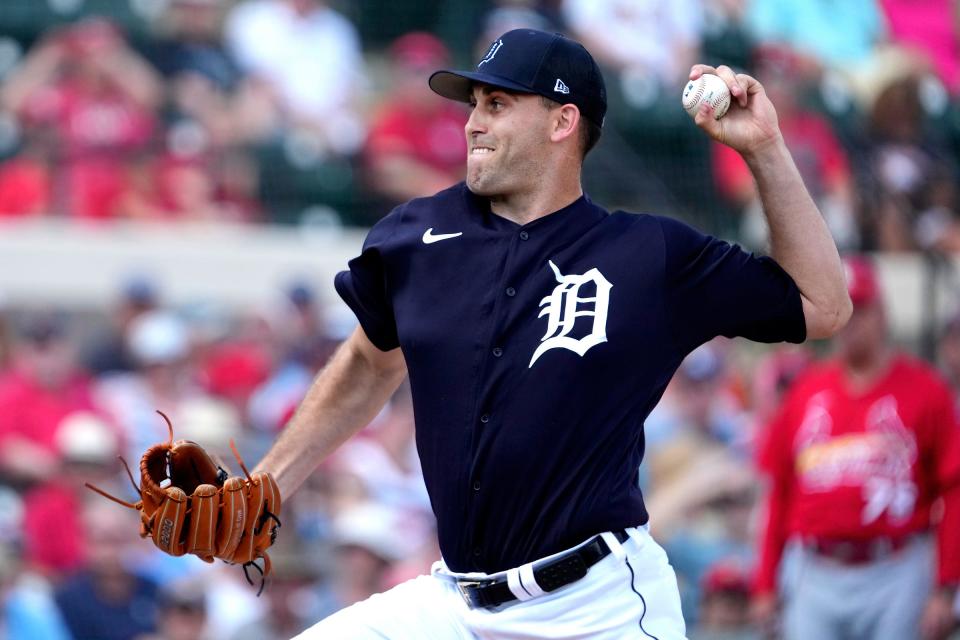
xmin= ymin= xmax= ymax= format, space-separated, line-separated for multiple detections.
xmin=335 ymin=182 xmax=805 ymax=573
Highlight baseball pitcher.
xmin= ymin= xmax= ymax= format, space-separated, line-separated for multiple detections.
xmin=252 ymin=28 xmax=851 ymax=638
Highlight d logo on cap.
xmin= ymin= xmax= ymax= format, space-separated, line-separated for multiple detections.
xmin=479 ymin=39 xmax=503 ymax=67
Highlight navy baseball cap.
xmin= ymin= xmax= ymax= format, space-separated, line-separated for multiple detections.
xmin=429 ymin=29 xmax=607 ymax=127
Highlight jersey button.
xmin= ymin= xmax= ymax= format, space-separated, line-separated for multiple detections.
xmin=473 ymin=481 xmax=481 ymax=491
xmin=519 ymin=230 xmax=529 ymax=241
xmin=480 ymin=414 xmax=490 ymax=424
xmin=473 ymin=547 xmax=482 ymax=557
xmin=492 ymin=347 xmax=503 ymax=357
xmin=505 ymin=287 xmax=516 ymax=297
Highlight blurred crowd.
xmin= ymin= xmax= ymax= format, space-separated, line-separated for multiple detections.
xmin=0 ymin=278 xmax=443 ymax=640
xmin=0 ymin=0 xmax=956 ymax=250
xmin=2 ymin=1 xmax=960 ymax=639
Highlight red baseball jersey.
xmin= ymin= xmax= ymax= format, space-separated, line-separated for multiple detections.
xmin=755 ymin=353 xmax=960 ymax=593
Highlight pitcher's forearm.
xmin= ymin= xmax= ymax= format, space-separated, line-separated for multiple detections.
xmin=253 ymin=334 xmax=407 ymax=497
xmin=744 ymin=138 xmax=851 ymax=337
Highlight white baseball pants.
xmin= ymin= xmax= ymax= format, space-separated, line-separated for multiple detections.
xmin=295 ymin=525 xmax=687 ymax=639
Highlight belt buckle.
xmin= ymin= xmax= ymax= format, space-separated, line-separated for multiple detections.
xmin=456 ymin=580 xmax=484 ymax=608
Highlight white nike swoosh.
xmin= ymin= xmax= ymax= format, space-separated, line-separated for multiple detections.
xmin=422 ymin=228 xmax=463 ymax=244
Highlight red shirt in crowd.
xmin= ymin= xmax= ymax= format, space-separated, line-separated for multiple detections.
xmin=0 ymin=371 xmax=103 ymax=575
xmin=0 ymin=156 xmax=51 ymax=217
xmin=755 ymin=353 xmax=960 ymax=593
xmin=0 ymin=371 xmax=98 ymax=456
xmin=714 ymin=112 xmax=849 ymax=203
xmin=21 ymin=79 xmax=155 ymax=219
xmin=366 ymin=102 xmax=467 ymax=175
xmin=22 ymin=480 xmax=85 ymax=576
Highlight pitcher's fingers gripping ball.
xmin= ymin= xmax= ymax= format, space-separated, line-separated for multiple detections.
xmin=682 ymin=72 xmax=731 ymax=120
xmin=86 ymin=410 xmax=282 ymax=594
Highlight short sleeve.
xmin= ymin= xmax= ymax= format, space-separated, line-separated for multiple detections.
xmin=659 ymin=215 xmax=806 ymax=352
xmin=334 ymin=210 xmax=402 ymax=351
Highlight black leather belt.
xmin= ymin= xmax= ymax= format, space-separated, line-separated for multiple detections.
xmin=454 ymin=530 xmax=631 ymax=609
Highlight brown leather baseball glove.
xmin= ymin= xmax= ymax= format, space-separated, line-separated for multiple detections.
xmin=86 ymin=411 xmax=281 ymax=593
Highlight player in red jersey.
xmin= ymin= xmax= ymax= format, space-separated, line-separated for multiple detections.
xmin=754 ymin=256 xmax=960 ymax=640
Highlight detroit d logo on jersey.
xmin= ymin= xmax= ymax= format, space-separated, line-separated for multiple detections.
xmin=529 ymin=260 xmax=612 ymax=367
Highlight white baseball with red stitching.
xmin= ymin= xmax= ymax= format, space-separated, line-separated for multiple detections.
xmin=682 ymin=73 xmax=731 ymax=120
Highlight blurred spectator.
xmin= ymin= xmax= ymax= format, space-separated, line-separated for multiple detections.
xmin=647 ymin=447 xmax=757 ymax=623
xmin=0 ymin=313 xmax=100 ymax=486
xmin=94 ymin=309 xmax=238 ymax=466
xmin=279 ymin=281 xmax=339 ymax=369
xmin=54 ymin=500 xmax=160 ymax=640
xmin=3 ymin=566 xmax=72 ymax=640
xmin=213 ymin=152 xmax=265 ymax=221
xmin=563 ymin=0 xmax=702 ymax=106
xmin=144 ymin=0 xmax=274 ymax=223
xmin=745 ymin=0 xmax=884 ymax=77
xmin=690 ymin=561 xmax=758 ymax=640
xmin=150 ymin=0 xmax=240 ymax=92
xmin=117 ymin=152 xmax=263 ymax=223
xmin=364 ymin=33 xmax=467 ymax=210
xmin=754 ymin=256 xmax=960 ymax=640
xmin=642 ymin=342 xmax=759 ymax=623
xmin=227 ymin=537 xmax=333 ymax=640
xmin=246 ymin=355 xmax=313 ymax=434
xmin=225 ymin=0 xmax=369 ymax=155
xmin=329 ymin=389 xmax=434 ymax=538
xmin=857 ymin=63 xmax=960 ymax=252
xmin=0 ymin=141 xmax=52 ymax=218
xmin=154 ymin=155 xmax=252 ymax=222
xmin=82 ymin=277 xmax=160 ymax=376
xmin=329 ymin=501 xmax=417 ymax=608
xmin=700 ymin=0 xmax=753 ymax=68
xmin=198 ymin=310 xmax=274 ymax=413
xmin=148 ymin=0 xmax=274 ymax=148
xmin=136 ymin=580 xmax=211 ymax=640
xmin=1 ymin=19 xmax=162 ymax=219
xmin=714 ymin=48 xmax=858 ymax=251
xmin=246 ymin=283 xmax=339 ymax=433
xmin=645 ymin=341 xmax=749 ymax=466
xmin=21 ymin=411 xmax=122 ymax=578
xmin=476 ymin=1 xmax=555 ymax=58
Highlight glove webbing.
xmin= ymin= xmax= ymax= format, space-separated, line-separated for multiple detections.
xmin=85 ymin=410 xmax=282 ymax=595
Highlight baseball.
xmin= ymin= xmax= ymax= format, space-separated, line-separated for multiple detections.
xmin=682 ymin=73 xmax=731 ymax=120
